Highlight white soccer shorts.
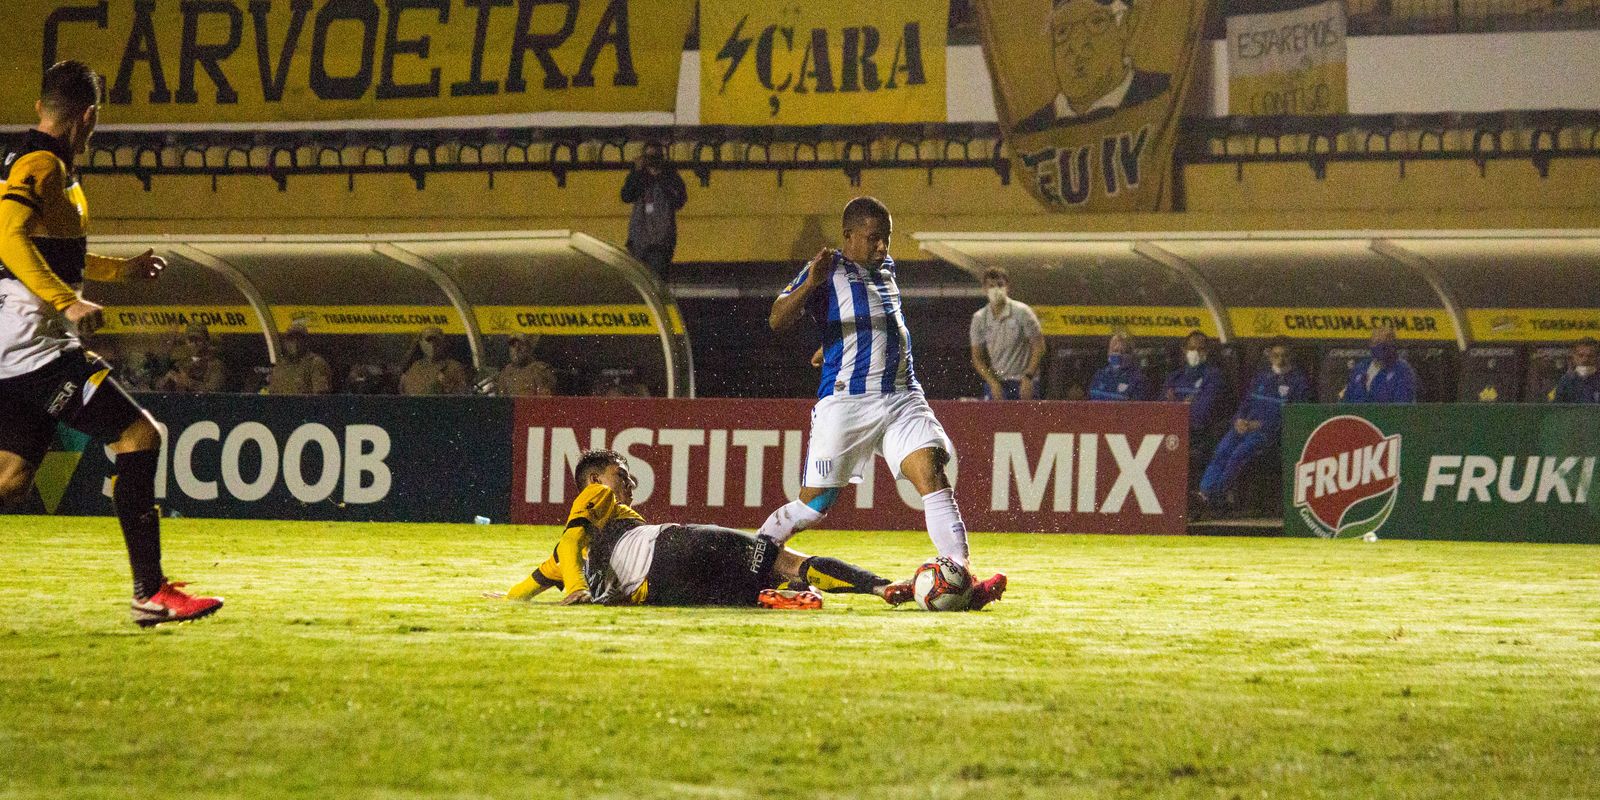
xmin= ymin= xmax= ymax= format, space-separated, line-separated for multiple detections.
xmin=801 ymin=391 xmax=955 ymax=488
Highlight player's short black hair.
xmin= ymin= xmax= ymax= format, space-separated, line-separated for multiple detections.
xmin=842 ymin=196 xmax=891 ymax=234
xmin=1267 ymin=336 xmax=1293 ymax=352
xmin=1184 ymin=330 xmax=1208 ymax=344
xmin=40 ymin=60 xmax=101 ymax=117
xmin=574 ymin=449 xmax=625 ymax=486
xmin=1574 ymin=337 xmax=1599 ymax=352
xmin=981 ymin=266 xmax=1009 ymax=283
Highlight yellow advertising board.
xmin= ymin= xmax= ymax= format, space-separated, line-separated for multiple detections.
xmin=1226 ymin=0 xmax=1348 ymax=116
xmin=698 ymin=0 xmax=946 ymax=125
xmin=1031 ymin=305 xmax=1215 ymax=338
xmin=1229 ymin=307 xmax=1457 ymax=341
xmin=974 ymin=0 xmax=1208 ymax=211
xmin=6 ymin=0 xmax=695 ymax=124
xmin=1467 ymin=309 xmax=1600 ymax=343
xmin=99 ymin=305 xmax=262 ymax=334
xmin=275 ymin=305 xmax=464 ymax=334
xmin=477 ymin=304 xmax=681 ymax=335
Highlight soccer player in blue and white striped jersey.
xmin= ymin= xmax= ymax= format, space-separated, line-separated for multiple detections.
xmin=754 ymin=197 xmax=1007 ymax=610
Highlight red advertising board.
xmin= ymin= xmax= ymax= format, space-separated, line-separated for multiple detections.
xmin=513 ymin=398 xmax=1190 ymax=534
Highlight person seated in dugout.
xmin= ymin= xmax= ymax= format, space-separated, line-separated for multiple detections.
xmin=265 ymin=320 xmax=332 ymax=395
xmin=1341 ymin=325 xmax=1417 ymax=404
xmin=1196 ymin=338 xmax=1312 ymax=512
xmin=493 ymin=333 xmax=557 ymax=397
xmin=156 ymin=322 xmax=227 ymax=393
xmin=400 ymin=325 xmax=470 ymax=396
xmin=1088 ymin=331 xmax=1150 ymax=401
xmin=495 ymin=449 xmax=918 ymax=610
xmin=1551 ymin=337 xmax=1600 ymax=403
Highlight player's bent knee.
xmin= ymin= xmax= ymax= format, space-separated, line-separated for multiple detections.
xmin=0 ymin=461 xmax=36 ymax=505
xmin=113 ymin=414 xmax=161 ymax=454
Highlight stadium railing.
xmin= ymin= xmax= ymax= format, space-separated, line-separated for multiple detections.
xmin=82 ymin=112 xmax=1600 ymax=194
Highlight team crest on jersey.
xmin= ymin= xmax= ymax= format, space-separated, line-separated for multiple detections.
xmin=1292 ymin=416 xmax=1402 ymax=539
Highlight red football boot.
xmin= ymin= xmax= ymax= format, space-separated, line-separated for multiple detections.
xmin=968 ymin=573 xmax=1008 ymax=611
xmin=131 ymin=581 xmax=224 ymax=627
xmin=880 ymin=579 xmax=915 ymax=606
xmin=757 ymin=588 xmax=823 ymax=610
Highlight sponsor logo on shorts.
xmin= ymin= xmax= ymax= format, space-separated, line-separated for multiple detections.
xmin=46 ymin=380 xmax=79 ymax=418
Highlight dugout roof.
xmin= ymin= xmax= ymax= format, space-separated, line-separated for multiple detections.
xmin=84 ymin=231 xmax=695 ymax=398
xmin=914 ymin=230 xmax=1600 ymax=349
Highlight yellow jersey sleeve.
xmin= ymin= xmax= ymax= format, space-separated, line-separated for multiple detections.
xmin=553 ymin=523 xmax=588 ymax=597
xmin=0 ymin=153 xmax=77 ymax=311
xmin=83 ymin=252 xmax=134 ymax=282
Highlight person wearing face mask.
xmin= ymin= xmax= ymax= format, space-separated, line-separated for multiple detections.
xmin=1088 ymin=331 xmax=1150 ymax=401
xmin=400 ymin=325 xmax=470 ymax=396
xmin=1551 ymin=337 xmax=1600 ymax=403
xmin=1197 ymin=338 xmax=1311 ymax=512
xmin=495 ymin=332 xmax=557 ymax=397
xmin=157 ymin=322 xmax=227 ymax=393
xmin=1341 ymin=325 xmax=1417 ymax=404
xmin=969 ymin=267 xmax=1045 ymax=400
xmin=265 ymin=320 xmax=331 ymax=395
xmin=1162 ymin=331 xmax=1226 ymax=482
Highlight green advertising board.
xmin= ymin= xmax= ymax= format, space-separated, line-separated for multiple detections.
xmin=1282 ymin=404 xmax=1600 ymax=543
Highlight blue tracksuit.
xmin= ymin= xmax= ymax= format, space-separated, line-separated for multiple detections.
xmin=1089 ymin=361 xmax=1150 ymax=401
xmin=1552 ymin=370 xmax=1600 ymax=403
xmin=1163 ymin=363 xmax=1225 ymax=433
xmin=1199 ymin=367 xmax=1312 ymax=497
xmin=1343 ymin=358 xmax=1417 ymax=403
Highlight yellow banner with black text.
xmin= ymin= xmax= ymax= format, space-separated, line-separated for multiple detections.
xmin=698 ymin=0 xmax=946 ymax=125
xmin=974 ymin=0 xmax=1208 ymax=211
xmin=5 ymin=0 xmax=696 ymax=125
xmin=1031 ymin=305 xmax=1215 ymax=338
xmin=95 ymin=304 xmax=678 ymax=335
xmin=1229 ymin=307 xmax=1457 ymax=341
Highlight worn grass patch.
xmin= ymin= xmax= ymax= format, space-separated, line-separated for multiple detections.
xmin=2 ymin=516 xmax=1598 ymax=799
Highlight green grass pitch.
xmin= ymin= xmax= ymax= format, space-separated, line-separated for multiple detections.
xmin=3 ymin=516 xmax=1598 ymax=799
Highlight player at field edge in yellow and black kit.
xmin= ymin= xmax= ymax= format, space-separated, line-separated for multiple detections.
xmin=499 ymin=449 xmax=912 ymax=609
xmin=0 ymin=61 xmax=221 ymax=627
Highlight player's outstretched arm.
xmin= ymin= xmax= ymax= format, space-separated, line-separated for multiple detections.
xmin=85 ymin=248 xmax=166 ymax=282
xmin=770 ymin=248 xmax=834 ymax=331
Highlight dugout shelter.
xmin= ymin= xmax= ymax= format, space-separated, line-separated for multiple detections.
xmin=83 ymin=232 xmax=695 ymax=397
xmin=915 ymin=230 xmax=1600 ymax=404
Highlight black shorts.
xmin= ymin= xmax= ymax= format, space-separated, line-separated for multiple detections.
xmin=642 ymin=524 xmax=774 ymax=607
xmin=0 ymin=350 xmax=147 ymax=465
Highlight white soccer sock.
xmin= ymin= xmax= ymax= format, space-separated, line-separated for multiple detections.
xmin=922 ymin=488 xmax=970 ymax=567
xmin=758 ymin=499 xmax=825 ymax=546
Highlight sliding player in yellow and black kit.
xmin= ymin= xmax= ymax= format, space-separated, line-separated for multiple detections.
xmin=0 ymin=62 xmax=221 ymax=626
xmin=501 ymin=449 xmax=914 ymax=608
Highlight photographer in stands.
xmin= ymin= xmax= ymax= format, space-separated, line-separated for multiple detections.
xmin=1342 ymin=325 xmax=1417 ymax=403
xmin=620 ymin=140 xmax=688 ymax=282
xmin=1551 ymin=337 xmax=1600 ymax=403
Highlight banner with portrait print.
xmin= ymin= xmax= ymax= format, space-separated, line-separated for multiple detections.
xmin=698 ymin=0 xmax=947 ymax=125
xmin=4 ymin=0 xmax=697 ymax=125
xmin=974 ymin=0 xmax=1209 ymax=211
xmin=1226 ymin=0 xmax=1348 ymax=116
